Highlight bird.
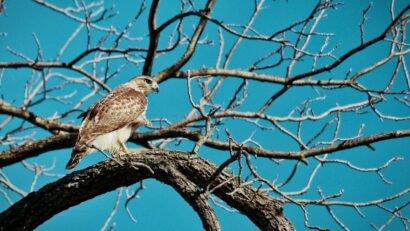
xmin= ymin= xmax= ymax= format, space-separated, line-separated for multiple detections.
xmin=65 ymin=76 xmax=159 ymax=170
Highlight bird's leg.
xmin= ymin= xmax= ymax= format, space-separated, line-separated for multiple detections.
xmin=92 ymin=145 xmax=124 ymax=166
xmin=118 ymin=141 xmax=130 ymax=153
xmin=114 ymin=140 xmax=130 ymax=161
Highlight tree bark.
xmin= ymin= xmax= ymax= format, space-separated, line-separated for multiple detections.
xmin=0 ymin=150 xmax=294 ymax=231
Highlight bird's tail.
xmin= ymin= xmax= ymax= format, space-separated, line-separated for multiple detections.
xmin=66 ymin=141 xmax=89 ymax=170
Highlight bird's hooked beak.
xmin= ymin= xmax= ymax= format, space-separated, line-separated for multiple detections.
xmin=152 ymin=82 xmax=160 ymax=93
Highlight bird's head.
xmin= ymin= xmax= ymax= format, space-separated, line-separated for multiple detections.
xmin=128 ymin=76 xmax=160 ymax=94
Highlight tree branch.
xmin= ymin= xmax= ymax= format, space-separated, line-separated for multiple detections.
xmin=1 ymin=129 xmax=409 ymax=168
xmin=162 ymin=165 xmax=221 ymax=231
xmin=289 ymin=4 xmax=410 ymax=83
xmin=142 ymin=0 xmax=161 ymax=75
xmin=0 ymin=150 xmax=293 ymax=231
xmin=0 ymin=61 xmax=110 ymax=92
xmin=174 ymin=68 xmax=352 ymax=86
xmin=154 ymin=0 xmax=216 ymax=83
xmin=0 ymin=133 xmax=76 ymax=167
xmin=0 ymin=99 xmax=78 ymax=133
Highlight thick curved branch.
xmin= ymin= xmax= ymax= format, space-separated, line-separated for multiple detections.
xmin=161 ymin=165 xmax=221 ymax=231
xmin=0 ymin=150 xmax=293 ymax=231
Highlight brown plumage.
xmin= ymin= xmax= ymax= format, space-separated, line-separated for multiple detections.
xmin=66 ymin=76 xmax=159 ymax=170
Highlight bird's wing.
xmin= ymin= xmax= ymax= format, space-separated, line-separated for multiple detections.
xmin=67 ymin=87 xmax=147 ymax=170
xmin=80 ymin=86 xmax=147 ymax=136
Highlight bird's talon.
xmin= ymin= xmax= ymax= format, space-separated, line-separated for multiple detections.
xmin=118 ymin=153 xmax=127 ymax=161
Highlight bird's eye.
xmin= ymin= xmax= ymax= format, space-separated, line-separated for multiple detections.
xmin=144 ymin=78 xmax=152 ymax=84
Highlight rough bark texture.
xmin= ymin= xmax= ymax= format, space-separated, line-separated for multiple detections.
xmin=161 ymin=165 xmax=221 ymax=231
xmin=0 ymin=150 xmax=294 ymax=231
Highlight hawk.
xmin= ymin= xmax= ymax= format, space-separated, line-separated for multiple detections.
xmin=65 ymin=76 xmax=159 ymax=169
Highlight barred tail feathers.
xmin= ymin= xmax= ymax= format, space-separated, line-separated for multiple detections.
xmin=66 ymin=142 xmax=89 ymax=170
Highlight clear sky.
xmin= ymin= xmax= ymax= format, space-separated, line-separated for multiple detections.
xmin=0 ymin=0 xmax=409 ymax=230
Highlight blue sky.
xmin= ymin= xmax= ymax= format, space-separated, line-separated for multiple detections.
xmin=0 ymin=0 xmax=409 ymax=230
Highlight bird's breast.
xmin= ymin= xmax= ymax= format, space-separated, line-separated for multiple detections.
xmin=91 ymin=126 xmax=133 ymax=152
